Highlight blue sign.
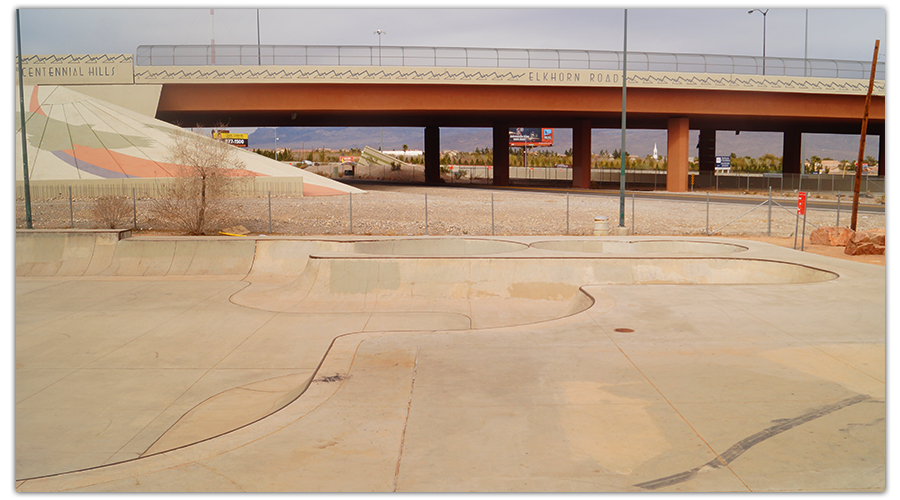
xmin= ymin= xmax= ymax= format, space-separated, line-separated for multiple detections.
xmin=715 ymin=156 xmax=731 ymax=169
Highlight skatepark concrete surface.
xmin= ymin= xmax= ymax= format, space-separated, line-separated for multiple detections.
xmin=15 ymin=230 xmax=885 ymax=492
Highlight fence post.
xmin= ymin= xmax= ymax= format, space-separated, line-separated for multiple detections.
xmin=801 ymin=209 xmax=808 ymax=251
xmin=836 ymin=193 xmax=841 ymax=226
xmin=132 ymin=187 xmax=137 ymax=230
xmin=767 ymin=186 xmax=772 ymax=237
xmin=424 ymin=193 xmax=428 ymax=235
xmin=268 ymin=190 xmax=272 ymax=234
xmin=566 ymin=193 xmax=569 ymax=235
xmin=69 ymin=186 xmax=74 ymax=228
xmin=705 ymin=193 xmax=710 ymax=235
xmin=491 ymin=193 xmax=495 ymax=236
xmin=349 ymin=192 xmax=353 ymax=234
xmin=631 ymin=191 xmax=635 ymax=235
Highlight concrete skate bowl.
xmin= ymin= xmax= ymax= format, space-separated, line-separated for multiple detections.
xmin=350 ymin=237 xmax=528 ymax=256
xmin=15 ymin=231 xmax=841 ymax=477
xmin=530 ymin=239 xmax=748 ymax=255
xmin=231 ymin=254 xmax=838 ymax=330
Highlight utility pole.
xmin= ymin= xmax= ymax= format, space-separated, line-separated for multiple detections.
xmin=850 ymin=40 xmax=880 ymax=231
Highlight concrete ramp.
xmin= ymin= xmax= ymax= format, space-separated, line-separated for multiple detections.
xmin=15 ymin=229 xmax=130 ymax=276
xmin=16 ymin=230 xmax=257 ymax=278
xmin=99 ymin=238 xmax=257 ymax=277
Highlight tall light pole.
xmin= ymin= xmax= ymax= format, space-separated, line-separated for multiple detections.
xmin=804 ymin=9 xmax=809 ymax=76
xmin=374 ymin=29 xmax=386 ymax=66
xmin=619 ymin=9 xmax=627 ymax=229
xmin=257 ymin=9 xmax=261 ymax=65
xmin=374 ymin=30 xmax=386 ymax=150
xmin=17 ymin=9 xmax=33 ymax=228
xmin=748 ymin=9 xmax=768 ymax=75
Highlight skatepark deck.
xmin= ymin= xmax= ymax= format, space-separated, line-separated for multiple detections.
xmin=15 ymin=230 xmax=885 ymax=492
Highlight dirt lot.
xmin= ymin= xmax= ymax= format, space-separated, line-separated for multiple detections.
xmin=16 ymin=183 xmax=885 ymax=266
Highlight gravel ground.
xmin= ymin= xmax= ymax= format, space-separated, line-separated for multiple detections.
xmin=15 ymin=182 xmax=884 ymax=240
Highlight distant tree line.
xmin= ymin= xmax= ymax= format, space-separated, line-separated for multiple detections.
xmin=251 ymin=147 xmax=876 ymax=173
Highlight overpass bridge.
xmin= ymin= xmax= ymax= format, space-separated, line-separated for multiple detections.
xmin=21 ymin=45 xmax=885 ymax=192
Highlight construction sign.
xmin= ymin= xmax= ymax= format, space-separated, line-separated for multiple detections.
xmin=213 ymin=132 xmax=249 ymax=148
xmin=797 ymin=192 xmax=807 ymax=215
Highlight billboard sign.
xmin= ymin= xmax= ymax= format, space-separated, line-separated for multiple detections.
xmin=213 ymin=131 xmax=249 ymax=148
xmin=509 ymin=127 xmax=553 ymax=147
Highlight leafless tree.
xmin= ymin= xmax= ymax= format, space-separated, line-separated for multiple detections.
xmin=152 ymin=128 xmax=247 ymax=235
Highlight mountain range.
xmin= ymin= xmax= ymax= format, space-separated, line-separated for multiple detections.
xmin=250 ymin=127 xmax=880 ymax=162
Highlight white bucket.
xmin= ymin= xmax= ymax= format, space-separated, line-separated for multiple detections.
xmin=593 ymin=216 xmax=610 ymax=236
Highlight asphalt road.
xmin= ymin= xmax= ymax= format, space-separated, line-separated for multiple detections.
xmin=345 ymin=179 xmax=885 ymax=215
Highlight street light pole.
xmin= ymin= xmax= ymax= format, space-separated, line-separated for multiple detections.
xmin=374 ymin=29 xmax=386 ymax=66
xmin=748 ymin=9 xmax=769 ymax=75
xmin=619 ymin=9 xmax=627 ymax=229
xmin=374 ymin=30 xmax=386 ymax=151
xmin=257 ymin=9 xmax=261 ymax=65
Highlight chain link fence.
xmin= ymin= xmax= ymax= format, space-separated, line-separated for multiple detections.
xmin=16 ymin=184 xmax=885 ymax=241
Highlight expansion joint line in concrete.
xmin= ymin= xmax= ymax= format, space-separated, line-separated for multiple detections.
xmin=393 ymin=345 xmax=420 ymax=492
xmin=595 ymin=321 xmax=747 ymax=490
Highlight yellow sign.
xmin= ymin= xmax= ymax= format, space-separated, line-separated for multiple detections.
xmin=214 ymin=132 xmax=249 ymax=147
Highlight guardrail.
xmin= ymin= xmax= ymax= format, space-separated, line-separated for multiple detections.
xmin=135 ymin=44 xmax=885 ymax=80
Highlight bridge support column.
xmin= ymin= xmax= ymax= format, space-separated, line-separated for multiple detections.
xmin=878 ymin=131 xmax=885 ymax=176
xmin=783 ymin=128 xmax=802 ymax=175
xmin=667 ymin=117 xmax=690 ymax=192
xmin=492 ymin=123 xmax=510 ymax=186
xmin=698 ymin=128 xmax=716 ymax=174
xmin=425 ymin=126 xmax=441 ymax=184
xmin=572 ymin=120 xmax=592 ymax=189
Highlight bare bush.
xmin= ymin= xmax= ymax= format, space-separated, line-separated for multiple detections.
xmin=90 ymin=195 xmax=131 ymax=229
xmin=151 ymin=128 xmax=248 ymax=235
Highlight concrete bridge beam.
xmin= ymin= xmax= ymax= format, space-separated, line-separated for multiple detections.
xmin=783 ymin=128 xmax=802 ymax=175
xmin=572 ymin=120 xmax=592 ymax=189
xmin=667 ymin=117 xmax=690 ymax=192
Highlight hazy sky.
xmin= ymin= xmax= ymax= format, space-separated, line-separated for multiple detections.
xmin=16 ymin=3 xmax=887 ymax=64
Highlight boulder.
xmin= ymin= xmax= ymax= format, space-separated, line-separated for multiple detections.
xmin=810 ymin=226 xmax=854 ymax=246
xmin=845 ymin=228 xmax=885 ymax=255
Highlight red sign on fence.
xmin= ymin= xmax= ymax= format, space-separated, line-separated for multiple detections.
xmin=797 ymin=192 xmax=807 ymax=215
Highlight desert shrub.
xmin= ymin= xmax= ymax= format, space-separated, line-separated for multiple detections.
xmin=91 ymin=195 xmax=131 ymax=229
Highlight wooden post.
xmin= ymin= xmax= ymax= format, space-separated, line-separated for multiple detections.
xmin=851 ymin=40 xmax=879 ymax=231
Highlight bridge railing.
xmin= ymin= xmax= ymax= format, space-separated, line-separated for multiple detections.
xmin=135 ymin=44 xmax=884 ymax=80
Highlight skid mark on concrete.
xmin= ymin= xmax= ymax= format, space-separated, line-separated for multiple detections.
xmin=634 ymin=394 xmax=872 ymax=490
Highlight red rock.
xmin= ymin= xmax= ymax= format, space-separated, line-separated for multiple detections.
xmin=845 ymin=228 xmax=885 ymax=255
xmin=810 ymin=226 xmax=854 ymax=246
